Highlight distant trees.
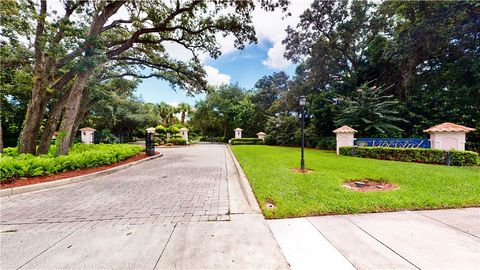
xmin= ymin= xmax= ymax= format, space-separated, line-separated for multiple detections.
xmin=2 ymin=0 xmax=287 ymax=155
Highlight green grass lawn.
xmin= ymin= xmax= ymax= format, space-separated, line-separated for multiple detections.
xmin=231 ymin=145 xmax=480 ymax=218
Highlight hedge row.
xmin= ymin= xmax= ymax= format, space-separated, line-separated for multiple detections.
xmin=230 ymin=138 xmax=265 ymax=145
xmin=339 ymin=146 xmax=479 ymax=166
xmin=166 ymin=138 xmax=187 ymax=145
xmin=0 ymin=144 xmax=144 ymax=181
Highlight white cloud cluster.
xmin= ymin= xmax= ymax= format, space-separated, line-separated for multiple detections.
xmin=253 ymin=1 xmax=312 ymax=69
xmin=204 ymin=66 xmax=231 ymax=86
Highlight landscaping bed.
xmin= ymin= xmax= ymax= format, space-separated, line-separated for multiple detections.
xmin=1 ymin=144 xmax=144 ymax=182
xmin=1 ymin=151 xmax=160 ymax=189
xmin=231 ymin=145 xmax=480 ymax=218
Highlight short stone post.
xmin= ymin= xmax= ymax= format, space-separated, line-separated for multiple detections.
xmin=234 ymin=128 xmax=243 ymax=139
xmin=333 ymin=125 xmax=357 ymax=155
xmin=179 ymin=127 xmax=189 ymax=141
xmin=424 ymin=122 xmax=476 ymax=151
xmin=257 ymin=132 xmax=266 ymax=141
xmin=79 ymin=127 xmax=96 ymax=144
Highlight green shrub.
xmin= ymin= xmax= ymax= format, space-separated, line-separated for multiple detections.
xmin=166 ymin=138 xmax=187 ymax=145
xmin=315 ymin=137 xmax=336 ymax=150
xmin=231 ymin=138 xmax=265 ymax=145
xmin=0 ymin=144 xmax=143 ymax=181
xmin=155 ymin=125 xmax=167 ymax=134
xmin=1 ymin=147 xmax=19 ymax=157
xmin=339 ymin=146 xmax=478 ymax=166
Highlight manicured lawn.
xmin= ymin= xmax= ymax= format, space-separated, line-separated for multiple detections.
xmin=231 ymin=145 xmax=480 ymax=218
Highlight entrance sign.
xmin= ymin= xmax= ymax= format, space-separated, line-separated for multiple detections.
xmin=355 ymin=138 xmax=430 ymax=148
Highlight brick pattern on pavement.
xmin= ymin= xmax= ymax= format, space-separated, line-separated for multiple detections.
xmin=0 ymin=145 xmax=229 ymax=231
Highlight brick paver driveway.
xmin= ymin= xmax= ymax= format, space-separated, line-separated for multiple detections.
xmin=0 ymin=144 xmax=230 ymax=231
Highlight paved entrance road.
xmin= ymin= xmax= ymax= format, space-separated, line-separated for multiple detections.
xmin=0 ymin=144 xmax=288 ymax=269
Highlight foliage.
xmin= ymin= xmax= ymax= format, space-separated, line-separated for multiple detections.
xmin=335 ymin=83 xmax=408 ymax=135
xmin=264 ymin=114 xmax=299 ymax=146
xmin=340 ymin=147 xmax=478 ymax=166
xmin=166 ymin=126 xmax=180 ymax=134
xmin=231 ymin=145 xmax=480 ymax=218
xmin=166 ymin=138 xmax=187 ymax=145
xmin=93 ymin=129 xmax=119 ymax=144
xmin=314 ymin=137 xmax=336 ymax=150
xmin=0 ymin=144 xmax=143 ymax=181
xmin=155 ymin=125 xmax=166 ymax=134
xmin=199 ymin=136 xmax=229 ymax=143
xmin=230 ymin=138 xmax=265 ymax=145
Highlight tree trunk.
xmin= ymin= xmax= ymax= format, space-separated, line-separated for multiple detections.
xmin=181 ymin=112 xmax=185 ymax=124
xmin=37 ymin=89 xmax=71 ymax=155
xmin=0 ymin=117 xmax=3 ymax=153
xmin=18 ymin=1 xmax=48 ymax=154
xmin=58 ymin=71 xmax=93 ymax=155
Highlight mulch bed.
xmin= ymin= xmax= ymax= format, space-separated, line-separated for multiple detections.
xmin=343 ymin=179 xmax=398 ymax=192
xmin=1 ymin=151 xmax=161 ymax=189
xmin=290 ymin=168 xmax=314 ymax=174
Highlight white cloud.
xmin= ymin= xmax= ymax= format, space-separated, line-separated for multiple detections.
xmin=204 ymin=66 xmax=231 ymax=86
xmin=262 ymin=42 xmax=290 ymax=69
xmin=252 ymin=1 xmax=312 ymax=70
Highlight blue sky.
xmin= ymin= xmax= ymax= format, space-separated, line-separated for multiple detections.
xmin=135 ymin=41 xmax=297 ymax=106
xmin=133 ymin=1 xmax=312 ymax=106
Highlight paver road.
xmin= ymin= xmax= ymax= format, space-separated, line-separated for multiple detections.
xmin=0 ymin=144 xmax=230 ymax=231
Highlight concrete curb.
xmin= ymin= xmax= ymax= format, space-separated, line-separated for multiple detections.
xmin=226 ymin=145 xmax=261 ymax=213
xmin=1 ymin=153 xmax=163 ymax=198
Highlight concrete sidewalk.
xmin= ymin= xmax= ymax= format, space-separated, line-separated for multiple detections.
xmin=269 ymin=207 xmax=480 ymax=270
xmin=0 ymin=145 xmax=288 ymax=269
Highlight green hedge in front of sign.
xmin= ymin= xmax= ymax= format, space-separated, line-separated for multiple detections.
xmin=339 ymin=146 xmax=479 ymax=166
xmin=231 ymin=138 xmax=265 ymax=145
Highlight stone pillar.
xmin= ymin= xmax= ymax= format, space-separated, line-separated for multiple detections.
xmin=333 ymin=125 xmax=357 ymax=155
xmin=179 ymin=127 xmax=189 ymax=141
xmin=79 ymin=127 xmax=96 ymax=144
xmin=424 ymin=122 xmax=476 ymax=151
xmin=257 ymin=132 xmax=266 ymax=141
xmin=145 ymin=127 xmax=156 ymax=156
xmin=234 ymin=128 xmax=243 ymax=139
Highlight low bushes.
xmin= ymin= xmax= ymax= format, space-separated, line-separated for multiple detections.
xmin=231 ymin=138 xmax=265 ymax=145
xmin=0 ymin=144 xmax=143 ymax=181
xmin=199 ymin=136 xmax=229 ymax=143
xmin=166 ymin=138 xmax=187 ymax=145
xmin=339 ymin=146 xmax=479 ymax=166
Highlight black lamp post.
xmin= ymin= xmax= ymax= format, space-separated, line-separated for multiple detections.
xmin=299 ymin=95 xmax=306 ymax=171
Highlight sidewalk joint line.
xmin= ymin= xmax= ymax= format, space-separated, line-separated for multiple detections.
xmin=305 ymin=218 xmax=357 ymax=269
xmin=343 ymin=216 xmax=421 ymax=270
xmin=412 ymin=211 xmax=479 ymax=239
xmin=152 ymin=223 xmax=177 ymax=270
xmin=15 ymin=228 xmax=80 ymax=270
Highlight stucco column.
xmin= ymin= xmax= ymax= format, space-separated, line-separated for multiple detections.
xmin=79 ymin=127 xmax=96 ymax=144
xmin=257 ymin=132 xmax=266 ymax=141
xmin=333 ymin=126 xmax=357 ymax=155
xmin=234 ymin=128 xmax=243 ymax=139
xmin=424 ymin=122 xmax=476 ymax=151
xmin=179 ymin=127 xmax=189 ymax=141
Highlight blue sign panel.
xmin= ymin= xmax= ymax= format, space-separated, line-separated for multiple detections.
xmin=355 ymin=138 xmax=430 ymax=148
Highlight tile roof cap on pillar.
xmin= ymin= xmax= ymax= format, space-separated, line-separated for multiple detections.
xmin=234 ymin=128 xmax=243 ymax=131
xmin=423 ymin=122 xmax=476 ymax=133
xmin=333 ymin=125 xmax=357 ymax=133
xmin=257 ymin=132 xmax=266 ymax=135
xmin=179 ymin=127 xmax=189 ymax=131
xmin=79 ymin=127 xmax=96 ymax=132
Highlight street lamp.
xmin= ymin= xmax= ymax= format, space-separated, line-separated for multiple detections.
xmin=299 ymin=95 xmax=306 ymax=171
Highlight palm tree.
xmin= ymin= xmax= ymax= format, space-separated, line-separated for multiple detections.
xmin=335 ymin=83 xmax=408 ymax=135
xmin=178 ymin=102 xmax=192 ymax=124
xmin=157 ymin=102 xmax=170 ymax=125
xmin=168 ymin=105 xmax=180 ymax=125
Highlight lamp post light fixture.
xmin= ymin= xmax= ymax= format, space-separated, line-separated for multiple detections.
xmin=299 ymin=95 xmax=306 ymax=171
